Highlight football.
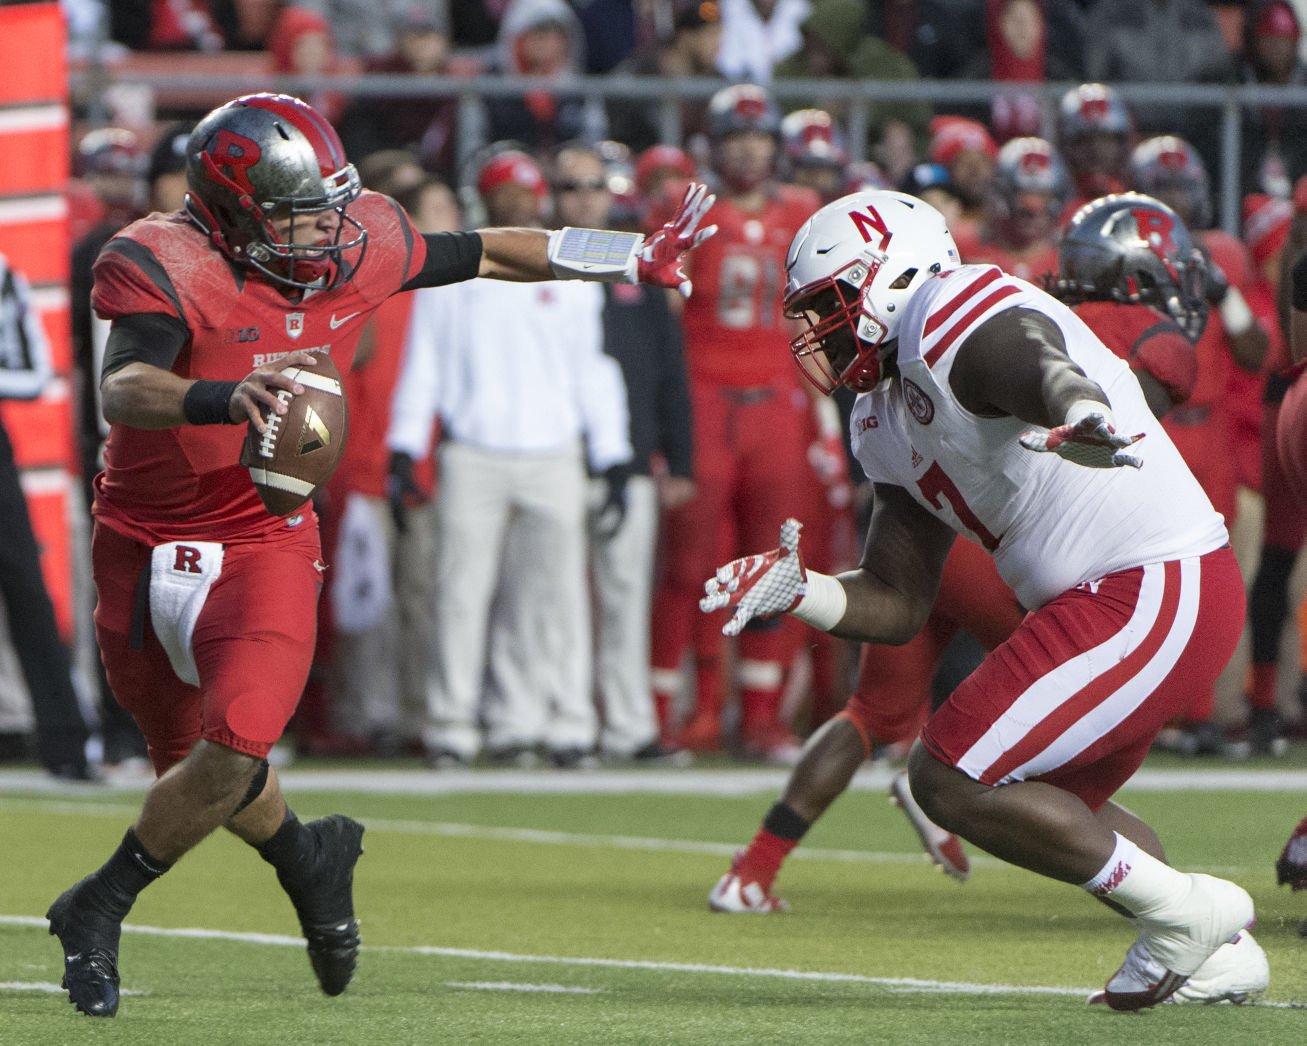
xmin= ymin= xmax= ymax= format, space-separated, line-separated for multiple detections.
xmin=1277 ymin=373 xmax=1307 ymax=510
xmin=240 ymin=351 xmax=349 ymax=516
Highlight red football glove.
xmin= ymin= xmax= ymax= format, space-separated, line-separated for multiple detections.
xmin=1019 ymin=411 xmax=1145 ymax=469
xmin=699 ymin=518 xmax=807 ymax=636
xmin=637 ymin=182 xmax=717 ymax=299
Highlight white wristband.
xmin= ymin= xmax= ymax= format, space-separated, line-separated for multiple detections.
xmin=547 ymin=227 xmax=643 ymax=282
xmin=792 ymin=570 xmax=848 ymax=631
xmin=1065 ymin=398 xmax=1115 ymax=430
xmin=1217 ymin=285 xmax=1255 ymax=337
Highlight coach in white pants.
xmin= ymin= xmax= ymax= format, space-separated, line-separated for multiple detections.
xmin=387 ymin=151 xmax=632 ymax=764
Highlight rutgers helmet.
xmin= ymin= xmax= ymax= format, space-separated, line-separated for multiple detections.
xmin=707 ymin=83 xmax=781 ymax=142
xmin=1054 ymin=192 xmax=1208 ymax=340
xmin=989 ymin=137 xmax=1071 ymax=245
xmin=784 ymin=190 xmax=960 ymax=394
xmin=1058 ymin=83 xmax=1132 ymax=142
xmin=781 ymin=109 xmax=848 ymax=170
xmin=184 ymin=93 xmax=366 ymax=291
xmin=1058 ymin=83 xmax=1133 ymax=197
xmin=76 ymin=128 xmax=146 ymax=178
xmin=1129 ymin=135 xmax=1212 ymax=230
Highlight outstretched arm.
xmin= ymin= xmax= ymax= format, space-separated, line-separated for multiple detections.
xmin=951 ymin=307 xmax=1144 ymax=469
xmin=475 ymin=183 xmax=717 ymax=294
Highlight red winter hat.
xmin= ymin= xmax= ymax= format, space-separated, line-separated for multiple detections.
xmin=929 ymin=116 xmax=999 ymax=167
xmin=1243 ymin=192 xmax=1293 ymax=267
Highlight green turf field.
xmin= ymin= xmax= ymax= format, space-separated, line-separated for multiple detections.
xmin=2 ymin=762 xmax=1305 ymax=1044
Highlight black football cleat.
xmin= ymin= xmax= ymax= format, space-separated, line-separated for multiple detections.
xmin=46 ymin=878 xmax=123 ymax=1017
xmin=283 ymin=815 xmax=365 ymax=996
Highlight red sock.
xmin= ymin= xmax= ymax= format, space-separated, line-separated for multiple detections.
xmin=737 ymin=802 xmax=811 ymax=888
xmin=738 ymin=829 xmax=800 ymax=890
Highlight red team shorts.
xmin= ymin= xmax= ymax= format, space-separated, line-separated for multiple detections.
xmin=92 ymin=519 xmax=323 ymax=773
xmin=920 ymin=545 xmax=1244 ymax=810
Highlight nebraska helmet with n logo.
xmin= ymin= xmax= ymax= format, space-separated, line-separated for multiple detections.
xmin=784 ymin=190 xmax=959 ymax=393
xmin=184 ymin=93 xmax=366 ymax=290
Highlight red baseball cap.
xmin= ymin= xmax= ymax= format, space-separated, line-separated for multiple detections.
xmin=929 ymin=116 xmax=999 ymax=167
xmin=477 ymin=150 xmax=547 ymax=199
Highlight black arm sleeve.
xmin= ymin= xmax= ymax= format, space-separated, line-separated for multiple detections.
xmin=400 ymin=232 xmax=484 ymax=292
xmin=101 ymin=312 xmax=190 ymax=381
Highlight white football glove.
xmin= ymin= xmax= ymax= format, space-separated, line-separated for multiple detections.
xmin=1019 ymin=411 xmax=1145 ymax=469
xmin=699 ymin=518 xmax=807 ymax=637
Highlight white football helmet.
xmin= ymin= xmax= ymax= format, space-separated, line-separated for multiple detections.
xmin=784 ymin=190 xmax=959 ymax=394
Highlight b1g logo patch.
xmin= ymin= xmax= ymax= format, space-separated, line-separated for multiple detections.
xmin=903 ymin=378 xmax=935 ymax=425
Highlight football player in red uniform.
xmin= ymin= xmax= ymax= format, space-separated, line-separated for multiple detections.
xmin=957 ymin=137 xmax=1068 ymax=287
xmin=1244 ymin=190 xmax=1303 ymax=755
xmin=1129 ymin=137 xmax=1270 ymax=753
xmin=1053 ymin=193 xmax=1205 ymax=419
xmin=45 ymin=93 xmax=715 ymax=1018
xmin=650 ymin=84 xmax=821 ymax=760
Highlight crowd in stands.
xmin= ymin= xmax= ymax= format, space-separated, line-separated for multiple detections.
xmin=25 ymin=0 xmax=1307 ymax=772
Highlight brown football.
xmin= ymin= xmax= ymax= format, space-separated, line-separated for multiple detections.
xmin=240 ymin=352 xmax=349 ymax=516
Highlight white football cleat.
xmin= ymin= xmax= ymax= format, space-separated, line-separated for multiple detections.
xmin=1088 ymin=873 xmax=1255 ymax=1011
xmin=708 ymin=852 xmax=790 ymax=913
xmin=1168 ymin=930 xmax=1269 ymax=1005
xmin=889 ymin=770 xmax=971 ymax=883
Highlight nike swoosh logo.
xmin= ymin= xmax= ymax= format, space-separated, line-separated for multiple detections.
xmin=815 ymin=246 xmax=835 ymax=255
xmin=329 ymin=312 xmax=360 ymax=329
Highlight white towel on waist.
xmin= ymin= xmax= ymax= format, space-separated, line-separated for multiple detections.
xmin=150 ymin=540 xmax=225 ymax=686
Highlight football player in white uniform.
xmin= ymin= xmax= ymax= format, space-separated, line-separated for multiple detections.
xmin=701 ymin=190 xmax=1268 ymax=1010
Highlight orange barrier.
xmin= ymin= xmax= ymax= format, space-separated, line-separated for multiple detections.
xmin=0 ymin=3 xmax=76 ymax=641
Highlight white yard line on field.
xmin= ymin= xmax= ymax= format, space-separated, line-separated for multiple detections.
xmin=445 ymin=981 xmax=603 ymax=993
xmin=2 ymin=916 xmax=1302 ymax=1008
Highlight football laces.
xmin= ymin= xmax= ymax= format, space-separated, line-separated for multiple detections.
xmin=258 ymin=389 xmax=293 ymax=459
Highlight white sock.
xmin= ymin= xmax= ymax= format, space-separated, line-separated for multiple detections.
xmin=1080 ymin=832 xmax=1187 ymax=920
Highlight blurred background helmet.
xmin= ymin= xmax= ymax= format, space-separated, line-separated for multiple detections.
xmin=1129 ymin=135 xmax=1212 ymax=230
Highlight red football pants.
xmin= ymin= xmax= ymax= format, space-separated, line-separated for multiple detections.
xmin=922 ymin=546 xmax=1244 ymax=811
xmin=93 ymin=520 xmax=323 ymax=773
xmin=653 ymin=381 xmax=813 ymax=683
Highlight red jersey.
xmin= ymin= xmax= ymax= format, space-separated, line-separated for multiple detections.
xmin=1072 ymin=300 xmax=1196 ymax=406
xmin=680 ymin=184 xmax=819 ymax=388
xmin=90 ymin=191 xmax=427 ymax=544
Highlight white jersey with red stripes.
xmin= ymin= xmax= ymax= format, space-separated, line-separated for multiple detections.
xmin=849 ymin=264 xmax=1228 ymax=610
